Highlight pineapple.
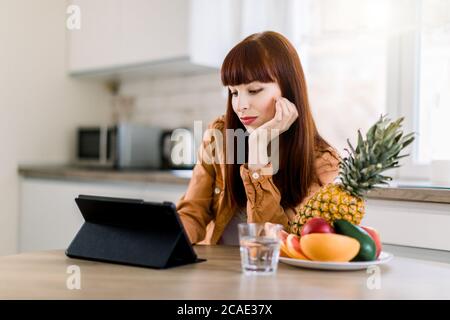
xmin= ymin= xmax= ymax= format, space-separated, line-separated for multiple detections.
xmin=290 ymin=115 xmax=415 ymax=235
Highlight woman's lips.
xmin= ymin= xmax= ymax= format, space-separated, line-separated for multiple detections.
xmin=240 ymin=116 xmax=258 ymax=125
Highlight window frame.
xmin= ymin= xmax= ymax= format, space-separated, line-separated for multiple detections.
xmin=388 ymin=0 xmax=433 ymax=181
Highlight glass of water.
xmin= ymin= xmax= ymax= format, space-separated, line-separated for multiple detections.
xmin=238 ymin=222 xmax=283 ymax=275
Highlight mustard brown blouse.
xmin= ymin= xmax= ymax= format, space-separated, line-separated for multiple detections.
xmin=177 ymin=115 xmax=340 ymax=245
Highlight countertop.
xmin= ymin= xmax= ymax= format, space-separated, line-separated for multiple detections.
xmin=18 ymin=165 xmax=191 ymax=185
xmin=18 ymin=165 xmax=450 ymax=204
xmin=0 ymin=245 xmax=449 ymax=299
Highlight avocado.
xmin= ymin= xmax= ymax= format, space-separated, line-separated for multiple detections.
xmin=333 ymin=220 xmax=377 ymax=261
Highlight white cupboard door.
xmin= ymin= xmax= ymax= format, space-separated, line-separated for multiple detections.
xmin=189 ymin=0 xmax=297 ymax=69
xmin=68 ymin=0 xmax=189 ymax=73
xmin=19 ymin=178 xmax=188 ymax=252
xmin=189 ymin=0 xmax=241 ymax=68
xmin=68 ymin=0 xmax=124 ymax=72
xmin=121 ymin=0 xmax=189 ymax=65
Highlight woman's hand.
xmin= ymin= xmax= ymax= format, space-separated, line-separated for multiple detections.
xmin=251 ymin=97 xmax=299 ymax=141
xmin=248 ymin=97 xmax=298 ymax=171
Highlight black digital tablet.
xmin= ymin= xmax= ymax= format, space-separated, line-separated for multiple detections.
xmin=66 ymin=194 xmax=205 ymax=269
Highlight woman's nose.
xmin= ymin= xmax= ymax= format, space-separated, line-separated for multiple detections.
xmin=237 ymin=104 xmax=249 ymax=112
xmin=236 ymin=96 xmax=249 ymax=112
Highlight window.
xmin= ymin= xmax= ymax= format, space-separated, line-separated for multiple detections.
xmin=287 ymin=0 xmax=391 ymax=156
xmin=417 ymin=0 xmax=450 ymax=163
xmin=394 ymin=0 xmax=450 ymax=180
xmin=233 ymin=0 xmax=449 ymax=181
xmin=287 ymin=0 xmax=450 ymax=181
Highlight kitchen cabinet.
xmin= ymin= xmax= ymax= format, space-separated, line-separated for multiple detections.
xmin=189 ymin=0 xmax=298 ymax=68
xmin=363 ymin=198 xmax=450 ymax=251
xmin=67 ymin=0 xmax=297 ymax=76
xmin=19 ymin=177 xmax=187 ymax=253
xmin=189 ymin=0 xmax=241 ymax=68
xmin=19 ymin=170 xmax=450 ymax=253
xmin=68 ymin=0 xmax=215 ymax=77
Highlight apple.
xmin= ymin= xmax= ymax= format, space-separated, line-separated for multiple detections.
xmin=301 ymin=217 xmax=335 ymax=236
xmin=361 ymin=226 xmax=382 ymax=258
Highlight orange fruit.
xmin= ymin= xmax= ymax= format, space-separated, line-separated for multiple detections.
xmin=300 ymin=233 xmax=360 ymax=262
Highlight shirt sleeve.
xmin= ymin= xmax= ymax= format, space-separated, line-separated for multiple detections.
xmin=240 ymin=162 xmax=290 ymax=229
xmin=176 ymin=162 xmax=215 ymax=244
xmin=176 ymin=119 xmax=223 ymax=244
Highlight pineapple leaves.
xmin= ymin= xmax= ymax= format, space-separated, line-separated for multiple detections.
xmin=347 ymin=139 xmax=357 ymax=155
xmin=341 ymin=114 xmax=415 ymax=195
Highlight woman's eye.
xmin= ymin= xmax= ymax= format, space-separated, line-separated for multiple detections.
xmin=230 ymin=88 xmax=262 ymax=96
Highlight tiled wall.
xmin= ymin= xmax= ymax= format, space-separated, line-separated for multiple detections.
xmin=120 ymin=72 xmax=227 ymax=130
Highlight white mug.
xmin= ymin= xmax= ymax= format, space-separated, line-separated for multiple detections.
xmin=431 ymin=160 xmax=450 ymax=186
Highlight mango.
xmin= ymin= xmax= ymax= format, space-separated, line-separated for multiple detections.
xmin=300 ymin=233 xmax=360 ymax=262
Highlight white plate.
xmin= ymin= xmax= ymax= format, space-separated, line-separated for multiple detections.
xmin=279 ymin=251 xmax=394 ymax=271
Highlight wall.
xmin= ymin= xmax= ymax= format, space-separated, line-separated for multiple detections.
xmin=120 ymin=73 xmax=227 ymax=130
xmin=0 ymin=0 xmax=110 ymax=255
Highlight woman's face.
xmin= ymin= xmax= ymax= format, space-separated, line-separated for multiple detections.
xmin=228 ymin=81 xmax=282 ymax=132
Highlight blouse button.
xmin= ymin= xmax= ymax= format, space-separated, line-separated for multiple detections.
xmin=251 ymin=172 xmax=260 ymax=180
xmin=214 ymin=187 xmax=221 ymax=194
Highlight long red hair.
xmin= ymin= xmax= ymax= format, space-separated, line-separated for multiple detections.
xmin=221 ymin=31 xmax=335 ymax=210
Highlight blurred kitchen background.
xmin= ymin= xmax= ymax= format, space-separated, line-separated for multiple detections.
xmin=0 ymin=0 xmax=449 ymax=257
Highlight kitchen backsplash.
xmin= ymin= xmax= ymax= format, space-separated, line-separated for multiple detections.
xmin=119 ymin=72 xmax=227 ymax=130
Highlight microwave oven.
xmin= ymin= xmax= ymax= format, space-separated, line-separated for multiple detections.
xmin=160 ymin=128 xmax=196 ymax=170
xmin=76 ymin=123 xmax=163 ymax=169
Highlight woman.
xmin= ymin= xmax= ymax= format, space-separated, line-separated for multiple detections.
xmin=177 ymin=31 xmax=340 ymax=245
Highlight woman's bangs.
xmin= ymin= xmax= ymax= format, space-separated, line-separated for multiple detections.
xmin=221 ymin=42 xmax=275 ymax=86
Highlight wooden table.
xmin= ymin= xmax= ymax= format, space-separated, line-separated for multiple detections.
xmin=0 ymin=245 xmax=449 ymax=299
